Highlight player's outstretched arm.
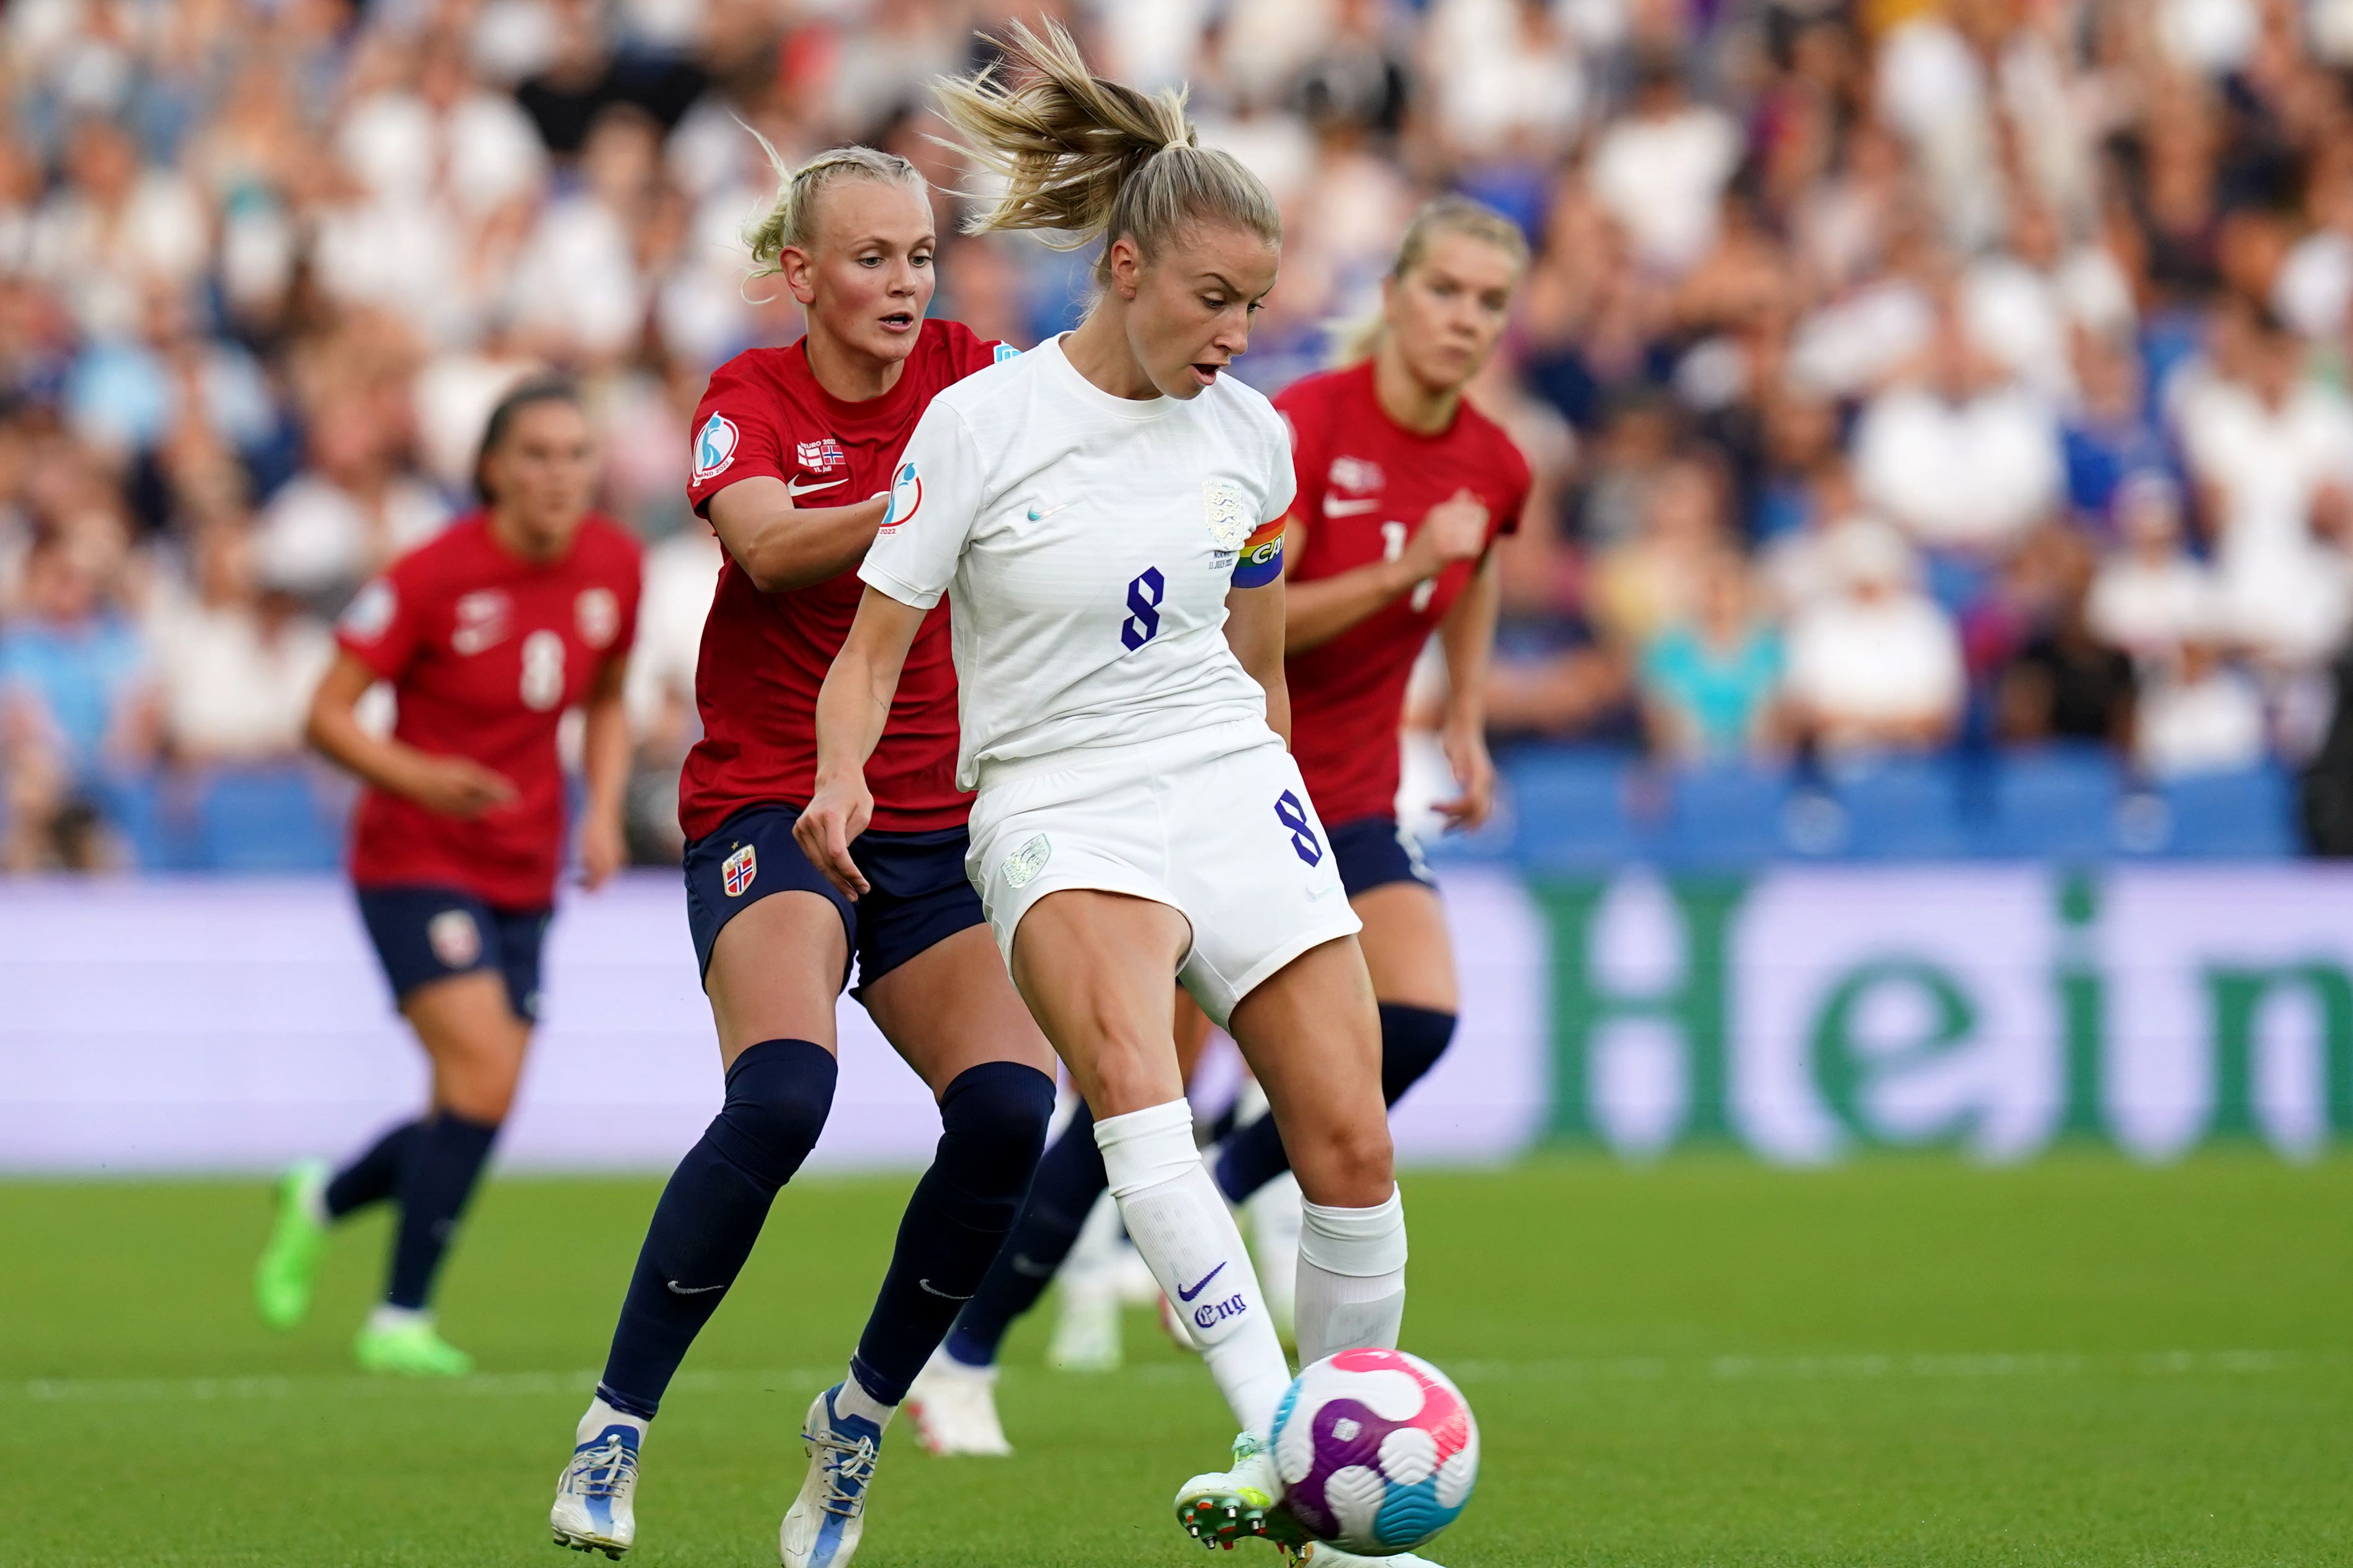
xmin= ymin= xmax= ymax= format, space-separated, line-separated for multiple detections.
xmin=1433 ymin=549 xmax=1501 ymax=830
xmin=706 ymin=475 xmax=892 ymax=594
xmin=304 ymin=651 xmax=519 ymax=818
xmin=1225 ymin=575 xmax=1292 ymax=746
xmin=796 ymin=585 xmax=928 ymax=898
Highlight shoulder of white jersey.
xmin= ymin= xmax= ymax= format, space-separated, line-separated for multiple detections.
xmin=1207 ymin=372 xmax=1291 ymax=450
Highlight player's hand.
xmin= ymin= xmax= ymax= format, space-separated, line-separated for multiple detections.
xmin=576 ymin=810 xmax=625 ymax=891
xmin=1434 ymin=719 xmax=1495 ymax=832
xmin=794 ymin=770 xmax=873 ymax=900
xmin=1401 ymin=490 xmax=1490 ymax=582
xmin=406 ymin=755 xmax=519 ymax=818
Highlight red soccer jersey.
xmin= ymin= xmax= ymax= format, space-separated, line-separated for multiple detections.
xmin=1276 ymin=361 xmax=1531 ymax=825
xmin=679 ymin=318 xmax=1007 ymax=840
xmin=338 ymin=512 xmax=643 ymax=910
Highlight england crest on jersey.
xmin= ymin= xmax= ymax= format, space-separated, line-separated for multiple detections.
xmin=723 ymin=843 xmax=757 ymax=898
xmin=1204 ymin=479 xmax=1250 ymax=556
xmin=693 ymin=412 xmax=740 ymax=484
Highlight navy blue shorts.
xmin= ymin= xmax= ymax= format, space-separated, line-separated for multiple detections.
xmin=1327 ymin=814 xmax=1436 ymax=901
xmin=355 ymin=885 xmax=551 ymax=1024
xmin=682 ymin=802 xmax=984 ymax=995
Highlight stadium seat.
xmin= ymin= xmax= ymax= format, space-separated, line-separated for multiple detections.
xmin=192 ymin=767 xmax=343 ymax=873
xmin=1823 ymin=755 xmax=1972 ymax=860
xmin=2153 ymin=766 xmax=2298 ymax=859
xmin=1500 ymin=746 xmax=1645 ymax=869
xmin=1979 ymin=745 xmax=2123 ymax=859
xmin=1655 ymin=763 xmax=1789 ymax=866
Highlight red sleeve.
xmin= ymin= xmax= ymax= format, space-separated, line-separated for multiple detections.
xmin=687 ymin=355 xmax=794 ymax=518
xmin=1272 ymin=383 xmax=1327 ymax=528
xmin=335 ymin=558 xmax=430 ymax=683
xmin=1495 ymin=430 xmax=1532 ymax=539
xmin=941 ymin=317 xmax=1020 ymax=379
xmin=607 ymin=529 xmax=644 ymax=660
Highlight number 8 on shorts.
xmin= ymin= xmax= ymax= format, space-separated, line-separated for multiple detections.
xmin=1274 ymin=789 xmax=1322 ymax=866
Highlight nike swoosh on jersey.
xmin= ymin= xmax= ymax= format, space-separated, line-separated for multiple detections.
xmin=1321 ymin=496 xmax=1381 ymax=516
xmin=1026 ymin=501 xmax=1072 ymax=521
xmin=786 ymin=476 xmax=847 ymax=498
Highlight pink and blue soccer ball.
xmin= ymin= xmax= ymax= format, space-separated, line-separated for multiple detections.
xmin=1270 ymin=1348 xmax=1479 ymax=1555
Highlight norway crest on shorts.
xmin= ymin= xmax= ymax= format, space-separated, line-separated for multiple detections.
xmin=1204 ymin=478 xmax=1250 ymax=563
xmin=723 ymin=843 xmax=757 ymax=897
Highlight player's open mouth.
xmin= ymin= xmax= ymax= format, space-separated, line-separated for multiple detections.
xmin=1191 ymin=363 xmax=1222 ymax=386
xmin=880 ymin=312 xmax=916 ymax=332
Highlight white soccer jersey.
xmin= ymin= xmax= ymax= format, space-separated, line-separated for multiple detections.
xmin=860 ymin=336 xmax=1296 ymax=789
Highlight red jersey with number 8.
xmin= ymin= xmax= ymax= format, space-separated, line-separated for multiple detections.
xmin=337 ymin=512 xmax=643 ymax=910
xmin=1275 ymin=361 xmax=1530 ymax=826
xmin=679 ymin=318 xmax=1008 ymax=840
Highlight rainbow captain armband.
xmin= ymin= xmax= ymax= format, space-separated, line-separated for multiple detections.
xmin=1231 ymin=518 xmax=1286 ymax=588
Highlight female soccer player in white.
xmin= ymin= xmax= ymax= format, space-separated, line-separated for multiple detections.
xmin=798 ymin=24 xmax=1414 ymax=1559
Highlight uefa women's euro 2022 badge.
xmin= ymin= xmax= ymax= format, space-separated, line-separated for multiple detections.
xmin=1204 ymin=479 xmax=1249 ymax=565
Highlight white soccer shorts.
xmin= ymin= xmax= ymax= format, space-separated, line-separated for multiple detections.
xmin=966 ymin=719 xmax=1362 ymax=1027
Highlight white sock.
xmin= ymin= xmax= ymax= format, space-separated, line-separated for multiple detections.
xmin=365 ymin=1303 xmax=430 ymax=1334
xmin=1296 ymin=1187 xmax=1408 ymax=1366
xmin=834 ymin=1362 xmax=897 ymax=1430
xmin=577 ymin=1394 xmax=648 ymax=1446
xmin=1096 ymin=1099 xmax=1293 ymax=1433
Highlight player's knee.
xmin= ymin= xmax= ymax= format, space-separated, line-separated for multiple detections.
xmin=934 ymin=1061 xmax=1056 ymax=1220
xmin=1376 ymin=1004 xmax=1457 ymax=1106
xmin=706 ymin=1038 xmax=838 ymax=1189
xmin=1300 ymin=1116 xmax=1394 ymax=1209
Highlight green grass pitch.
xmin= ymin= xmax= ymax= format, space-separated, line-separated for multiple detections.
xmin=7 ymin=1152 xmax=2351 ymax=1566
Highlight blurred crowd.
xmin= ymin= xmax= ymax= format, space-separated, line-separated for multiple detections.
xmin=8 ymin=0 xmax=2353 ymax=872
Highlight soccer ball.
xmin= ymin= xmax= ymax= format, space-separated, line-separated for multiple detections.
xmin=1269 ymin=1347 xmax=1479 ymax=1556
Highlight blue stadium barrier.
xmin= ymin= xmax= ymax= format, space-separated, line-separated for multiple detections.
xmin=2151 ymin=766 xmax=2298 ymax=859
xmin=1655 ymin=763 xmax=1790 ymax=866
xmin=1978 ymin=745 xmax=2125 ymax=859
xmin=1501 ymin=748 xmax=1645 ymax=869
xmin=190 ymin=767 xmax=342 ymax=872
xmin=1823 ymin=756 xmax=1974 ymax=860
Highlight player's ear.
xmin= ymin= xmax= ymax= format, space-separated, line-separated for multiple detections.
xmin=1106 ymin=236 xmax=1144 ymax=302
xmin=780 ymin=244 xmax=820 ymax=307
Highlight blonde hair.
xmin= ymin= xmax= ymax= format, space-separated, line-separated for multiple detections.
xmin=932 ymin=20 xmax=1280 ymax=286
xmin=744 ymin=137 xmax=930 ymax=282
xmin=1332 ymin=195 xmax=1532 ymax=366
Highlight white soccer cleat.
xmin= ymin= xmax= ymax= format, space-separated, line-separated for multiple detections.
xmin=550 ymin=1422 xmax=641 ymax=1559
xmin=780 ymin=1384 xmax=884 ymax=1568
xmin=904 ymin=1349 xmax=1012 ymax=1456
xmin=1244 ymin=1171 xmax=1304 ymax=1344
xmin=1044 ymin=1272 xmax=1123 ymax=1371
xmin=1174 ymin=1428 xmax=1283 ymax=1551
xmin=1281 ymin=1546 xmax=1446 ymax=1566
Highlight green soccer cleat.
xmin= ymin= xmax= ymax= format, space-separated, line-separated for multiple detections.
xmin=354 ymin=1314 xmax=475 ymax=1377
xmin=254 ymin=1160 xmax=330 ymax=1331
xmin=1175 ymin=1428 xmax=1282 ymax=1551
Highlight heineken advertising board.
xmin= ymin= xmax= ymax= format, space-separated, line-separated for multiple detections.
xmin=1488 ymin=864 xmax=2353 ymax=1162
xmin=1 ymin=869 xmax=2349 ymax=1170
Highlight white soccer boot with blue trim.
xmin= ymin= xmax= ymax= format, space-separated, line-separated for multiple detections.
xmin=779 ymin=1384 xmax=884 ymax=1567
xmin=550 ymin=1419 xmax=642 ymax=1558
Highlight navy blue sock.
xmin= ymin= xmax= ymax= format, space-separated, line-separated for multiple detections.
xmin=595 ymin=1039 xmax=835 ymax=1419
xmin=942 ymin=1102 xmax=1106 ymax=1368
xmin=325 ymin=1118 xmax=420 ymax=1220
xmin=848 ymin=1061 xmax=1054 ymax=1405
xmin=385 ymin=1111 xmax=500 ymax=1310
xmin=1212 ymin=1004 xmax=1457 ymax=1204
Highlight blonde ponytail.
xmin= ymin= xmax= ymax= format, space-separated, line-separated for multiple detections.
xmin=1331 ymin=193 xmax=1531 ymax=366
xmin=743 ymin=134 xmax=929 ymax=282
xmin=933 ymin=20 xmax=1280 ymax=285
